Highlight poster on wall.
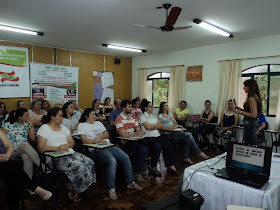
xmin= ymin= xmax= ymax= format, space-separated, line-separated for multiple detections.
xmin=30 ymin=63 xmax=79 ymax=107
xmin=0 ymin=45 xmax=30 ymax=98
xmin=93 ymin=71 xmax=114 ymax=104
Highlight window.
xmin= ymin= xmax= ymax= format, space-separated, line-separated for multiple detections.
xmin=241 ymin=64 xmax=280 ymax=116
xmin=147 ymin=72 xmax=170 ymax=107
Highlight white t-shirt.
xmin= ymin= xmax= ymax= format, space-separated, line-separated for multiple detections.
xmin=37 ymin=124 xmax=74 ymax=153
xmin=78 ymin=121 xmax=110 ymax=143
xmin=138 ymin=112 xmax=161 ymax=137
xmin=62 ymin=112 xmax=80 ymax=136
xmin=78 ymin=121 xmax=110 ymax=152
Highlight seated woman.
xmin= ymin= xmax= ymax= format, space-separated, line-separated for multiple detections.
xmin=193 ymin=100 xmax=215 ymax=150
xmin=174 ymin=100 xmax=189 ymax=127
xmin=0 ymin=130 xmax=52 ymax=209
xmin=139 ymin=100 xmax=177 ymax=174
xmin=131 ymin=98 xmax=142 ymax=120
xmin=92 ymin=99 xmax=106 ymax=121
xmin=78 ymin=108 xmax=142 ymax=200
xmin=102 ymin=97 xmax=114 ymax=116
xmin=213 ymin=100 xmax=239 ymax=154
xmin=17 ymin=100 xmax=26 ymax=109
xmin=62 ymin=102 xmax=82 ymax=152
xmin=1 ymin=108 xmax=40 ymax=180
xmin=37 ymin=108 xmax=96 ymax=202
xmin=42 ymin=100 xmax=50 ymax=113
xmin=158 ymin=102 xmax=209 ymax=165
xmin=28 ymin=99 xmax=47 ymax=131
xmin=257 ymin=113 xmax=267 ymax=140
xmin=0 ymin=101 xmax=9 ymax=127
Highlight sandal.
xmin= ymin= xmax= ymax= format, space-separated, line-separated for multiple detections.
xmin=68 ymin=190 xmax=81 ymax=203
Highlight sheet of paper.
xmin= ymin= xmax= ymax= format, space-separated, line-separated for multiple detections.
xmin=101 ymin=72 xmax=114 ymax=88
xmin=93 ymin=71 xmax=97 ymax=76
xmin=101 ymin=88 xmax=114 ymax=103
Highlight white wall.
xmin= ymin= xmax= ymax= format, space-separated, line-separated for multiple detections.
xmin=132 ymin=34 xmax=280 ymax=130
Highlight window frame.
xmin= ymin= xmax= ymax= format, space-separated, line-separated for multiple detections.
xmin=147 ymin=72 xmax=170 ymax=108
xmin=242 ymin=64 xmax=280 ymax=117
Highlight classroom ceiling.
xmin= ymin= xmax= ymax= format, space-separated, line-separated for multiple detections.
xmin=1 ymin=0 xmax=280 ymax=57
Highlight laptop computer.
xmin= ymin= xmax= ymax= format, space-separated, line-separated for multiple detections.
xmin=214 ymin=142 xmax=272 ymax=189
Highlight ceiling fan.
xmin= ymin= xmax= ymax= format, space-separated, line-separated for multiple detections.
xmin=134 ymin=3 xmax=192 ymax=32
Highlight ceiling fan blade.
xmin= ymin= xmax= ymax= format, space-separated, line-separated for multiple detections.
xmin=173 ymin=26 xmax=192 ymax=30
xmin=165 ymin=7 xmax=182 ymax=26
xmin=134 ymin=24 xmax=160 ymax=30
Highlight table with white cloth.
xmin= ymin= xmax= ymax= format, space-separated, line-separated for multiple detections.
xmin=182 ymin=153 xmax=280 ymax=210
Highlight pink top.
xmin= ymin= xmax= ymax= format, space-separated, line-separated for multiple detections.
xmin=131 ymin=108 xmax=142 ymax=120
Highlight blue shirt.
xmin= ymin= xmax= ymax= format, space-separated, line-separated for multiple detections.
xmin=158 ymin=113 xmax=174 ymax=127
xmin=258 ymin=113 xmax=267 ymax=133
xmin=109 ymin=110 xmax=122 ymax=122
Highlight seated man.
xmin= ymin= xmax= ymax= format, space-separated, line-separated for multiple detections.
xmin=109 ymin=99 xmax=122 ymax=127
xmin=257 ymin=113 xmax=267 ymax=140
xmin=213 ymin=100 xmax=238 ymax=154
xmin=116 ymin=100 xmax=162 ymax=183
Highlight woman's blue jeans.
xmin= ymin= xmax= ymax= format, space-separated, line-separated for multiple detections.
xmin=244 ymin=118 xmax=259 ymax=145
xmin=90 ymin=146 xmax=134 ymax=190
xmin=165 ymin=131 xmax=201 ymax=159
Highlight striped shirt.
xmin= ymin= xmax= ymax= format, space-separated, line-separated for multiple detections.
xmin=116 ymin=112 xmax=140 ymax=133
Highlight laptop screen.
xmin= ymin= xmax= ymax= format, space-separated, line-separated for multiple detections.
xmin=231 ymin=144 xmax=265 ymax=173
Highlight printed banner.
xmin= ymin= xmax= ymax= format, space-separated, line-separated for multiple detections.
xmin=30 ymin=63 xmax=79 ymax=106
xmin=0 ymin=45 xmax=30 ymax=98
xmin=93 ymin=71 xmax=114 ymax=103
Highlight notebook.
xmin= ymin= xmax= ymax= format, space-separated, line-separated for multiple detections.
xmin=214 ymin=142 xmax=272 ymax=189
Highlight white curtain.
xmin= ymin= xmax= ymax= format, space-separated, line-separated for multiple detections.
xmin=274 ymin=90 xmax=280 ymax=131
xmin=168 ymin=66 xmax=186 ymax=113
xmin=138 ymin=68 xmax=148 ymax=100
xmin=216 ymin=60 xmax=242 ymax=122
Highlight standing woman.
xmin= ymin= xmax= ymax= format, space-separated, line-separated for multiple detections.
xmin=0 ymin=108 xmax=40 ymax=179
xmin=37 ymin=108 xmax=96 ymax=202
xmin=102 ymin=97 xmax=114 ymax=116
xmin=0 ymin=101 xmax=9 ymax=126
xmin=235 ymin=79 xmax=262 ymax=145
xmin=92 ymin=99 xmax=106 ymax=121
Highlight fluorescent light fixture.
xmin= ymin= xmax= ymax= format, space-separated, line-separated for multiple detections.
xmin=193 ymin=19 xmax=233 ymax=38
xmin=102 ymin=44 xmax=146 ymax=53
xmin=0 ymin=24 xmax=43 ymax=36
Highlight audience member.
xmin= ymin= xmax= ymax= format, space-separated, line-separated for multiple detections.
xmin=37 ymin=108 xmax=96 ymax=202
xmin=70 ymin=100 xmax=84 ymax=115
xmin=235 ymin=79 xmax=262 ymax=145
xmin=131 ymin=98 xmax=142 ymax=120
xmin=54 ymin=103 xmax=63 ymax=109
xmin=42 ymin=100 xmax=50 ymax=113
xmin=139 ymin=100 xmax=177 ymax=175
xmin=192 ymin=100 xmax=215 ymax=150
xmin=158 ymin=102 xmax=208 ymax=165
xmin=0 ymin=101 xmax=8 ymax=127
xmin=257 ymin=113 xmax=267 ymax=140
xmin=116 ymin=100 xmax=162 ymax=182
xmin=109 ymin=99 xmax=122 ymax=126
xmin=78 ymin=108 xmax=142 ymax=200
xmin=174 ymin=100 xmax=189 ymax=127
xmin=17 ymin=100 xmax=25 ymax=109
xmin=0 ymin=132 xmax=52 ymax=209
xmin=92 ymin=99 xmax=106 ymax=121
xmin=102 ymin=97 xmax=114 ymax=116
xmin=28 ymin=99 xmax=47 ymax=131
xmin=1 ymin=108 xmax=40 ymax=180
xmin=213 ymin=100 xmax=239 ymax=154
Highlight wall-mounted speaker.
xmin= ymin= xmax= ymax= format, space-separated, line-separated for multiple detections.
xmin=114 ymin=58 xmax=121 ymax=65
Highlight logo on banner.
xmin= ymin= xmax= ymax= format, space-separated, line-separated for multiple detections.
xmin=0 ymin=71 xmax=19 ymax=83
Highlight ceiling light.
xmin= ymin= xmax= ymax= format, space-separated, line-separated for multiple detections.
xmin=193 ymin=19 xmax=233 ymax=38
xmin=0 ymin=24 xmax=43 ymax=36
xmin=102 ymin=44 xmax=146 ymax=53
